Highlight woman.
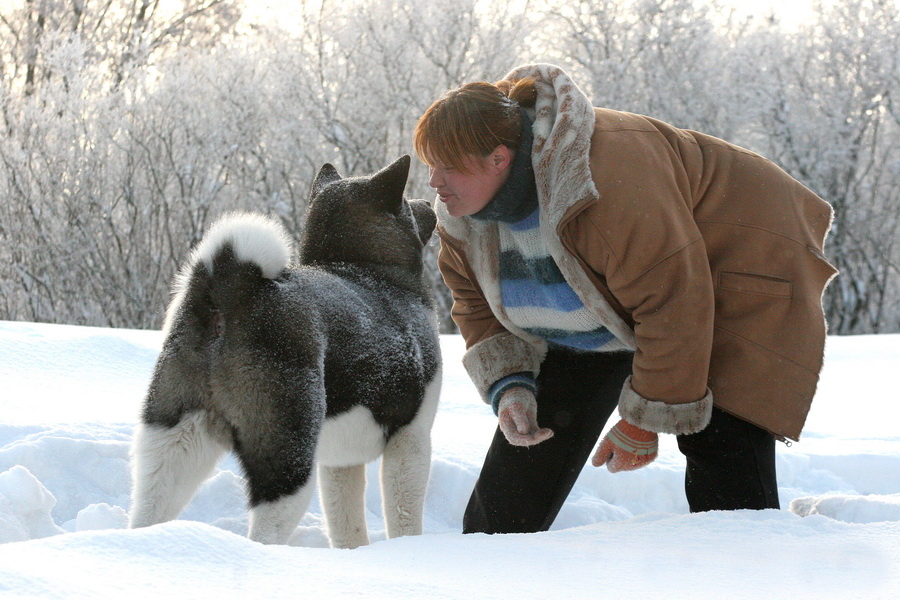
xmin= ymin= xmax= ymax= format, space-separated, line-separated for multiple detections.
xmin=414 ymin=63 xmax=837 ymax=534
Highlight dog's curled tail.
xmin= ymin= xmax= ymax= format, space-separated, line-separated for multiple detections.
xmin=163 ymin=213 xmax=292 ymax=335
xmin=193 ymin=212 xmax=292 ymax=279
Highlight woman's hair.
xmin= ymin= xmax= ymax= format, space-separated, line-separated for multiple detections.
xmin=413 ymin=77 xmax=537 ymax=174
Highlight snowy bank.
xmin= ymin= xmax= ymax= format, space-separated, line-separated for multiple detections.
xmin=1 ymin=321 xmax=899 ymax=598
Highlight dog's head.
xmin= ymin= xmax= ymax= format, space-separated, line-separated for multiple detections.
xmin=300 ymin=155 xmax=436 ymax=276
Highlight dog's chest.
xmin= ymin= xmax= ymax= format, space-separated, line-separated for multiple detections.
xmin=315 ymin=405 xmax=387 ymax=467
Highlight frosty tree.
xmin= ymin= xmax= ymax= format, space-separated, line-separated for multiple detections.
xmin=0 ymin=0 xmax=897 ymax=334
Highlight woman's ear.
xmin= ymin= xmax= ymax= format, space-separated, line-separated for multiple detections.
xmin=488 ymin=145 xmax=513 ymax=173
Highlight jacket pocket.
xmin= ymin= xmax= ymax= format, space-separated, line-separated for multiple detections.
xmin=718 ymin=271 xmax=792 ymax=298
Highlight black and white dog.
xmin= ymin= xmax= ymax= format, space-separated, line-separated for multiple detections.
xmin=129 ymin=156 xmax=441 ymax=547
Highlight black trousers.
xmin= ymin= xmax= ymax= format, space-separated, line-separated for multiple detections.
xmin=462 ymin=347 xmax=780 ymax=535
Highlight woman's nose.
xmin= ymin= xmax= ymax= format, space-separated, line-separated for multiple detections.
xmin=428 ymin=168 xmax=442 ymax=188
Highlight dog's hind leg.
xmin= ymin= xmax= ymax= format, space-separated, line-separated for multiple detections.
xmin=240 ymin=434 xmax=318 ymax=545
xmin=318 ymin=464 xmax=370 ymax=548
xmin=235 ymin=376 xmax=324 ymax=545
xmin=129 ymin=411 xmax=227 ymax=529
xmin=248 ymin=480 xmax=316 ymax=545
xmin=380 ymin=371 xmax=442 ymax=539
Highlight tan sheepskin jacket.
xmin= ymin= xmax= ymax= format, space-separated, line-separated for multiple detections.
xmin=436 ymin=64 xmax=837 ymax=441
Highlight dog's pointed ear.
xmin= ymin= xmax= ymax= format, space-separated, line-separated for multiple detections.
xmin=311 ymin=163 xmax=342 ymax=199
xmin=370 ymin=155 xmax=410 ymax=213
xmin=408 ymin=199 xmax=437 ymax=245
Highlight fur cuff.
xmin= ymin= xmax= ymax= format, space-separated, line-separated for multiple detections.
xmin=618 ymin=376 xmax=713 ymax=435
xmin=462 ymin=333 xmax=542 ymax=402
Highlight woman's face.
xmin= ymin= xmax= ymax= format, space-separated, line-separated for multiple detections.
xmin=428 ymin=148 xmax=512 ymax=218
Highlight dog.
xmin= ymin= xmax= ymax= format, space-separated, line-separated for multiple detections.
xmin=129 ymin=155 xmax=441 ymax=547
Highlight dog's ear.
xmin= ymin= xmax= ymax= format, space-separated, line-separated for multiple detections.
xmin=311 ymin=163 xmax=342 ymax=199
xmin=408 ymin=199 xmax=437 ymax=245
xmin=369 ymin=155 xmax=410 ymax=213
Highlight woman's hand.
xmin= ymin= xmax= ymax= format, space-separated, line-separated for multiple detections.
xmin=592 ymin=419 xmax=658 ymax=472
xmin=497 ymin=388 xmax=554 ymax=447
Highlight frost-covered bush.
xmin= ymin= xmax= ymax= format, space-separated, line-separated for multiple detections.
xmin=1 ymin=0 xmax=897 ymax=333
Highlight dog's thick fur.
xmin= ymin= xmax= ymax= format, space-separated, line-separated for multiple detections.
xmin=129 ymin=156 xmax=441 ymax=547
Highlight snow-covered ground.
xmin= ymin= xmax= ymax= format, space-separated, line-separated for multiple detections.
xmin=1 ymin=320 xmax=898 ymax=598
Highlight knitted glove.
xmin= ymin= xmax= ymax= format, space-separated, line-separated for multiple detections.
xmin=591 ymin=419 xmax=658 ymax=473
xmin=497 ymin=388 xmax=554 ymax=447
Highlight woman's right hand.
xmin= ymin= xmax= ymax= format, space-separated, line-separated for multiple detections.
xmin=497 ymin=388 xmax=554 ymax=447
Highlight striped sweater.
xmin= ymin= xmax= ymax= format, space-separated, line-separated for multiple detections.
xmin=498 ymin=207 xmax=622 ymax=352
xmin=471 ymin=109 xmax=626 ymax=412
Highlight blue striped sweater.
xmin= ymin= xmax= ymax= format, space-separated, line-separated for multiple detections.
xmin=498 ymin=207 xmax=621 ymax=352
xmin=470 ymin=109 xmax=624 ymax=412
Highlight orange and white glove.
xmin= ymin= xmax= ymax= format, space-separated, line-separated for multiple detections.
xmin=591 ymin=419 xmax=658 ymax=472
xmin=497 ymin=388 xmax=554 ymax=447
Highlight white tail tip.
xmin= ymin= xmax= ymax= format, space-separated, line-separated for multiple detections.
xmin=194 ymin=213 xmax=292 ymax=279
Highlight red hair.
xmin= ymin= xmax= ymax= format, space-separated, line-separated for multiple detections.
xmin=414 ymin=77 xmax=537 ymax=174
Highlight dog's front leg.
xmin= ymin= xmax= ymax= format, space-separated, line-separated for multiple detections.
xmin=380 ymin=426 xmax=431 ymax=539
xmin=379 ymin=374 xmax=441 ymax=539
xmin=318 ymin=464 xmax=370 ymax=548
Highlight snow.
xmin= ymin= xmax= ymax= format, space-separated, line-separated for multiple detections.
xmin=1 ymin=320 xmax=899 ymax=598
